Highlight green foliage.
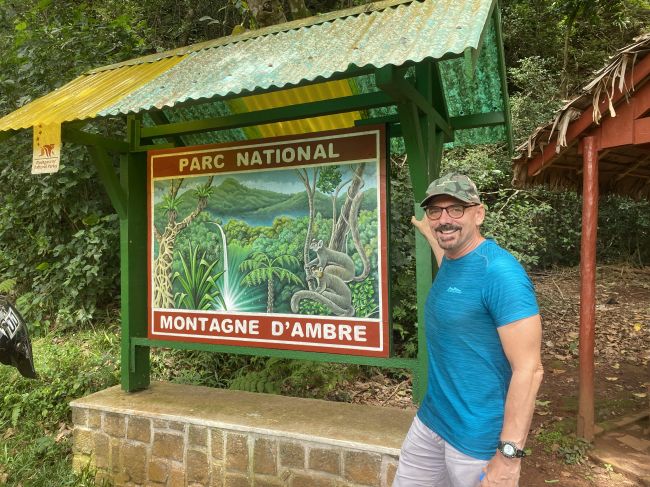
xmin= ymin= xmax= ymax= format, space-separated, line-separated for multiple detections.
xmin=229 ymin=357 xmax=357 ymax=398
xmin=0 ymin=330 xmax=119 ymax=486
xmin=161 ymin=192 xmax=181 ymax=216
xmin=174 ymin=214 xmax=224 ymax=270
xmin=531 ymin=189 xmax=582 ymax=267
xmin=350 ymin=278 xmax=379 ymax=318
xmin=173 ymin=243 xmax=226 ymax=310
xmin=350 ymin=209 xmax=379 ymax=275
xmin=508 ymin=56 xmax=564 ymax=141
xmin=482 ymin=190 xmax=553 ymax=267
xmin=0 ymin=0 xmax=154 ymax=330
xmin=229 ymin=367 xmax=283 ymax=394
xmin=502 ymin=0 xmax=650 ymax=97
xmin=240 ymin=252 xmax=303 ymax=287
xmin=0 ymin=277 xmax=17 ymax=293
xmin=597 ymin=194 xmax=650 ymax=265
xmin=316 ymin=165 xmax=342 ymax=195
xmin=150 ymin=348 xmax=250 ymax=388
xmin=387 ymin=156 xmax=418 ymax=356
xmin=0 ymin=139 xmax=120 ymax=331
xmin=536 ymin=427 xmax=591 ymax=465
xmin=151 ymin=350 xmax=356 ymax=400
xmin=297 ymin=298 xmax=329 ymax=315
xmin=239 ymin=249 xmax=303 ymax=312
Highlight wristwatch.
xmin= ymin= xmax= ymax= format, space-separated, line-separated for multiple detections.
xmin=497 ymin=440 xmax=526 ymax=459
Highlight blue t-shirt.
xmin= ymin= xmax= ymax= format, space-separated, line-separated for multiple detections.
xmin=417 ymin=239 xmax=539 ymax=460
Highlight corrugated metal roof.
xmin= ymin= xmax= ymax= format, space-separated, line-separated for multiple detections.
xmin=231 ymin=80 xmax=361 ymax=139
xmin=0 ymin=0 xmax=503 ymax=144
xmin=0 ymin=57 xmax=184 ymax=132
xmin=151 ymin=78 xmax=365 ymax=147
xmin=101 ymin=0 xmax=495 ymax=115
xmin=439 ymin=16 xmax=507 ymax=146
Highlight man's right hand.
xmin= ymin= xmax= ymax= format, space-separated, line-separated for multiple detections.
xmin=410 ymin=214 xmax=430 ymax=236
xmin=410 ymin=214 xmax=443 ymax=266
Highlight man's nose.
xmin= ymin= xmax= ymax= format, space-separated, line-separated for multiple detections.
xmin=437 ymin=209 xmax=454 ymax=224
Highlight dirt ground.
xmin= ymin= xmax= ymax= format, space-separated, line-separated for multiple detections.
xmin=337 ymin=265 xmax=650 ymax=486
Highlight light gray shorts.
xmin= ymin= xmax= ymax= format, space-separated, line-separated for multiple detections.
xmin=393 ymin=416 xmax=488 ymax=487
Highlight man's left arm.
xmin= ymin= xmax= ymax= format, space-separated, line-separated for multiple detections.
xmin=480 ymin=314 xmax=544 ymax=486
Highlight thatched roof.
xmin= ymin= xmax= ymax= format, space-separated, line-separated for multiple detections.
xmin=513 ymin=33 xmax=650 ymax=200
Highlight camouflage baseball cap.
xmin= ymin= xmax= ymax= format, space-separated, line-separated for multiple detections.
xmin=419 ymin=173 xmax=481 ymax=207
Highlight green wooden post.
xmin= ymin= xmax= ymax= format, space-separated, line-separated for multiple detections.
xmin=377 ymin=63 xmax=452 ymax=403
xmin=493 ymin=2 xmax=514 ymax=154
xmin=120 ymin=116 xmax=150 ymax=391
xmin=398 ymin=101 xmax=433 ymax=404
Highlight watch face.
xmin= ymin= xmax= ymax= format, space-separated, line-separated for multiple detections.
xmin=503 ymin=444 xmax=516 ymax=456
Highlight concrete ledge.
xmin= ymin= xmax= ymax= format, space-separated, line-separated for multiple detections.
xmin=71 ymin=381 xmax=415 ymax=486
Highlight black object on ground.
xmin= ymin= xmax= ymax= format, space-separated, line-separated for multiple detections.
xmin=0 ymin=297 xmax=37 ymax=379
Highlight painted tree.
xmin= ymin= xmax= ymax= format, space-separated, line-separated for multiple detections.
xmin=296 ymin=167 xmax=319 ymax=290
xmin=329 ymin=163 xmax=371 ymax=281
xmin=239 ymin=252 xmax=303 ymax=313
xmin=153 ymin=176 xmax=214 ymax=308
xmin=316 ymin=164 xmax=348 ymax=236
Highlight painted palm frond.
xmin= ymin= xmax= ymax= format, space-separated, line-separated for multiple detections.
xmin=239 ymin=251 xmax=304 ymax=312
xmin=160 ymin=193 xmax=180 ymax=215
xmin=272 ymin=254 xmax=301 ymax=268
xmin=272 ymin=267 xmax=303 ymax=286
xmin=240 ymin=267 xmax=269 ymax=286
xmin=194 ymin=185 xmax=215 ymax=199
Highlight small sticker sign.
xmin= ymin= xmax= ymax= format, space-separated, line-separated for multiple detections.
xmin=32 ymin=123 xmax=61 ymax=174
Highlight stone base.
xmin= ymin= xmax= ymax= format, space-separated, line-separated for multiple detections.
xmin=70 ymin=381 xmax=415 ymax=486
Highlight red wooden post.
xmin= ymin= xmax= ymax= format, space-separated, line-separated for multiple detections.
xmin=577 ymin=136 xmax=598 ymax=441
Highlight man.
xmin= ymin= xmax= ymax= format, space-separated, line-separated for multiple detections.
xmin=393 ymin=173 xmax=543 ymax=487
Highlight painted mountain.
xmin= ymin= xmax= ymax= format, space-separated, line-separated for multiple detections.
xmin=154 ymin=177 xmax=377 ymax=228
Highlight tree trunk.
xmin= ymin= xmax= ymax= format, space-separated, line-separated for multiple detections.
xmin=287 ymin=0 xmax=311 ymax=20
xmin=298 ymin=168 xmax=318 ymax=290
xmin=267 ymin=275 xmax=274 ymax=313
xmin=561 ymin=5 xmax=580 ymax=99
xmin=330 ymin=163 xmax=365 ymax=252
xmin=152 ymin=177 xmax=213 ymax=308
xmin=328 ymin=178 xmax=351 ymax=247
xmin=153 ymin=226 xmax=180 ymax=308
xmin=247 ymin=0 xmax=287 ymax=27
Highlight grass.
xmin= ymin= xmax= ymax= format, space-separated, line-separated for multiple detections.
xmin=0 ymin=329 xmax=120 ymax=486
xmin=0 ymin=327 xmax=359 ymax=485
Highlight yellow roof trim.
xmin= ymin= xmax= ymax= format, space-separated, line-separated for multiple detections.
xmin=231 ymin=80 xmax=360 ymax=139
xmin=0 ymin=56 xmax=185 ymax=132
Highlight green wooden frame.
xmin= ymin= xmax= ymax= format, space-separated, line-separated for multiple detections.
xmin=59 ymin=56 xmax=474 ymax=403
xmin=0 ymin=2 xmax=512 ymax=407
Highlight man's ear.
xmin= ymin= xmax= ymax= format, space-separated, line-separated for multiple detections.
xmin=475 ymin=204 xmax=486 ymax=226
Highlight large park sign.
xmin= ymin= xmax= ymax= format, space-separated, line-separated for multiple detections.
xmin=147 ymin=126 xmax=390 ymax=357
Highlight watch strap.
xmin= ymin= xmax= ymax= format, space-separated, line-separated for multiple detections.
xmin=497 ymin=440 xmax=526 ymax=458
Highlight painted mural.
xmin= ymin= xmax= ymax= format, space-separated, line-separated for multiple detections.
xmin=147 ymin=127 xmax=389 ymax=356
